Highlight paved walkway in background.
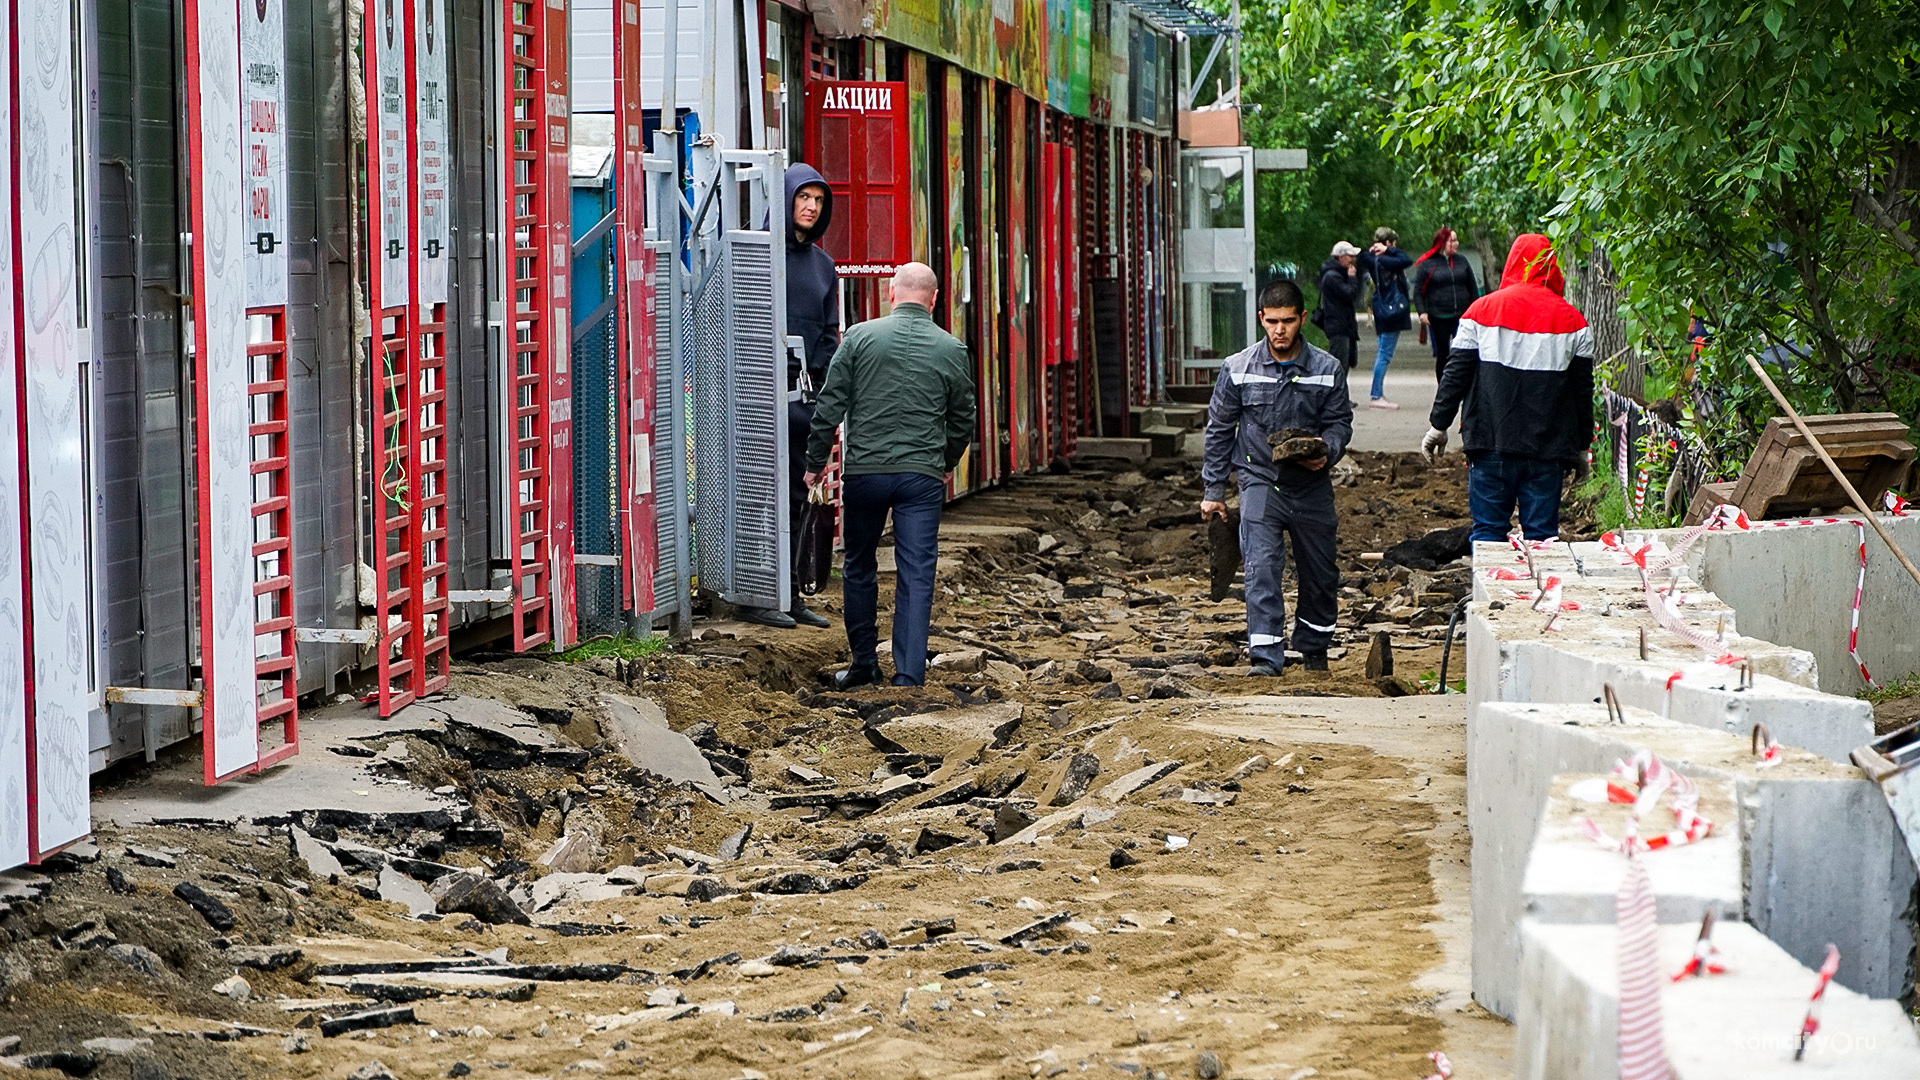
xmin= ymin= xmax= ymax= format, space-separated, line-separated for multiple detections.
xmin=1347 ymin=321 xmax=1442 ymax=453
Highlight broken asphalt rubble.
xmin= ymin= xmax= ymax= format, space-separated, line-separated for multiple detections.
xmin=0 ymin=452 xmax=1516 ymax=1078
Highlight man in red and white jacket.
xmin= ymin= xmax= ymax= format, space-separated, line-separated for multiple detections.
xmin=1421 ymin=233 xmax=1593 ymax=541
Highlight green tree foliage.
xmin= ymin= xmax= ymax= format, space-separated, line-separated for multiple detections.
xmin=1238 ymin=0 xmax=1441 ymax=274
xmin=1392 ymin=0 xmax=1920 ymax=446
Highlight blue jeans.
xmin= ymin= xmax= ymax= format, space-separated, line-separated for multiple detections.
xmin=841 ymin=472 xmax=946 ymax=684
xmin=1467 ymin=451 xmax=1564 ymax=542
xmin=1371 ymin=330 xmax=1400 ymax=399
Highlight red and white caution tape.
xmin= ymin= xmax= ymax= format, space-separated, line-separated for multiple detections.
xmin=1580 ymin=751 xmax=1714 ymax=853
xmin=1885 ymin=490 xmax=1911 ymax=516
xmin=1530 ymin=575 xmax=1563 ymax=613
xmin=1643 ymin=573 xmax=1740 ymax=664
xmin=1846 ymin=522 xmax=1877 ymax=688
xmin=1418 ymin=1051 xmax=1452 ymax=1080
xmin=1671 ymin=912 xmax=1728 ymax=981
xmin=1752 ymin=722 xmax=1783 ymax=769
xmin=1795 ymin=944 xmax=1841 ymax=1061
xmin=1617 ymin=849 xmax=1669 ymax=1080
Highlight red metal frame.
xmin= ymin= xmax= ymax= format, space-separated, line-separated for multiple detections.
xmin=1039 ymin=133 xmax=1061 ymax=467
xmin=369 ymin=5 xmax=418 ymax=713
xmin=407 ymin=3 xmax=450 ymax=695
xmin=504 ymin=0 xmax=553 ymax=650
xmin=1004 ymin=91 xmax=1030 ymax=474
xmin=248 ymin=310 xmax=299 ymax=766
xmin=1061 ymin=125 xmax=1082 ymax=458
xmin=614 ymin=0 xmax=656 ymax=614
xmin=413 ymin=305 xmax=450 ymax=694
xmin=544 ymin=0 xmax=575 ymax=649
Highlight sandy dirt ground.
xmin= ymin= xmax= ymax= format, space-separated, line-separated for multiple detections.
xmin=0 ymin=449 xmax=1552 ymax=1080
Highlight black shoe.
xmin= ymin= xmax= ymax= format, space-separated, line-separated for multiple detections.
xmin=890 ymin=674 xmax=923 ymax=687
xmin=1248 ymin=663 xmax=1283 ymax=677
xmin=1303 ymin=651 xmax=1329 ymax=672
xmin=790 ymin=603 xmax=831 ymax=629
xmin=832 ymin=664 xmax=883 ymax=690
xmin=739 ymin=606 xmax=797 ymax=629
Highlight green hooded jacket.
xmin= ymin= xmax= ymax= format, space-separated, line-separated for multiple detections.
xmin=804 ymin=302 xmax=976 ymax=480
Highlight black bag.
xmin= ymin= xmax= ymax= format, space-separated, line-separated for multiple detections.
xmin=1207 ymin=513 xmax=1241 ymax=602
xmin=1309 ymin=304 xmax=1326 ymax=330
xmin=795 ymin=499 xmax=837 ymax=596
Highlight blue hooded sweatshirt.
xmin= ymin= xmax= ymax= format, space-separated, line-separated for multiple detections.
xmin=785 ymin=163 xmax=840 ymax=385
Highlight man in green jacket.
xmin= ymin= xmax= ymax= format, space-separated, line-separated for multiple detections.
xmin=803 ymin=263 xmax=976 ymax=689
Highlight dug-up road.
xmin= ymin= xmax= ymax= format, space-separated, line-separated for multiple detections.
xmin=0 ymin=450 xmax=1523 ymax=1080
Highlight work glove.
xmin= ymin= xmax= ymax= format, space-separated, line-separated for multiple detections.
xmin=1420 ymin=426 xmax=1449 ymax=461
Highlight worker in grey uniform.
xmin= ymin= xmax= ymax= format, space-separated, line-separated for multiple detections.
xmin=1200 ymin=278 xmax=1354 ymax=676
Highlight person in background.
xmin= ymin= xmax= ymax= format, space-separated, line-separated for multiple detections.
xmin=1422 ymin=233 xmax=1594 ymax=542
xmin=1200 ymin=278 xmax=1353 ymax=677
xmin=1412 ymin=226 xmax=1478 ymax=381
xmin=1315 ymin=241 xmax=1362 ymax=370
xmin=741 ymin=163 xmax=840 ymax=630
xmin=1357 ymin=226 xmax=1413 ymax=410
xmin=805 ymin=263 xmax=976 ymax=690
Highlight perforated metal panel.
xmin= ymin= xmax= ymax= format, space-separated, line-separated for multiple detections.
xmin=646 ymin=238 xmax=686 ymax=624
xmin=721 ymin=232 xmax=786 ymax=606
xmin=689 ymin=247 xmax=732 ymax=597
xmin=686 ymin=224 xmax=787 ymax=610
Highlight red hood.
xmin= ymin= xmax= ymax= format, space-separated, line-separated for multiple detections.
xmin=1500 ymin=233 xmax=1566 ymax=295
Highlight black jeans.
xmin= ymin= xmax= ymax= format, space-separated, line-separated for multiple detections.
xmin=1428 ymin=316 xmax=1460 ymax=380
xmin=1467 ymin=451 xmax=1565 ymax=542
xmin=1325 ymin=334 xmax=1358 ymax=370
xmin=841 ymin=472 xmax=946 ymax=684
xmin=788 ymin=398 xmax=815 ymax=608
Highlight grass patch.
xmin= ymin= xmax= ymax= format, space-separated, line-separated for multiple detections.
xmin=1861 ymin=670 xmax=1920 ymax=706
xmin=1574 ymin=468 xmax=1632 ymax=533
xmin=557 ymin=632 xmax=672 ymax=664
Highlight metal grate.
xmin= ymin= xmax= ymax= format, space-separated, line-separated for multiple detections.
xmin=690 ymin=248 xmax=733 ymax=598
xmin=649 ymin=247 xmax=683 ymax=619
xmin=726 ymin=236 xmax=784 ymax=605
xmin=572 ymin=293 xmax=623 ymax=639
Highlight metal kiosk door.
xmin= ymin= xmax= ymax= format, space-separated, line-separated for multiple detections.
xmin=686 ymin=151 xmax=789 ymax=614
xmin=1177 ymin=146 xmax=1255 ymax=382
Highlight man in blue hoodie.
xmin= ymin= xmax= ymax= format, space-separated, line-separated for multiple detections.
xmin=741 ymin=164 xmax=842 ymax=629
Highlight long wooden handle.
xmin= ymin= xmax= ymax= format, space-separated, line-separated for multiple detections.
xmin=1742 ymin=353 xmax=1920 ymax=592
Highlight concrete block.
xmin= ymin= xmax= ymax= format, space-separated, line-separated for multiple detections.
xmin=1686 ymin=514 xmax=1920 ymax=699
xmin=1470 ymin=702 xmax=1916 ymax=1018
xmin=1467 ymin=607 xmax=1866 ymax=762
xmin=1073 ymin=438 xmax=1151 ymax=464
xmin=1518 ymin=920 xmax=1920 ymax=1080
xmin=1521 ymin=773 xmax=1743 ymax=929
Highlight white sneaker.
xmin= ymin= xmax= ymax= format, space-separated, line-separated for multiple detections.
xmin=1369 ymin=398 xmax=1401 ymax=410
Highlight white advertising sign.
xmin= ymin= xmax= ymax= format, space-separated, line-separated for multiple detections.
xmin=374 ymin=0 xmax=411 ymax=309
xmin=191 ymin=0 xmax=262 ymax=781
xmin=415 ymin=0 xmax=449 ymax=306
xmin=241 ymin=0 xmax=289 ymax=308
xmin=18 ymin=0 xmax=92 ymax=850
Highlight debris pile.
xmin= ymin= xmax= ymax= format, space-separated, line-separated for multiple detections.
xmin=0 ymin=451 xmax=1495 ymax=1078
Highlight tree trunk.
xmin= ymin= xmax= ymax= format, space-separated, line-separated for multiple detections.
xmin=1572 ymin=242 xmax=1642 ymax=400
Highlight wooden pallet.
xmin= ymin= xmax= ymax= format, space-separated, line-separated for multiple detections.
xmin=1703 ymin=413 xmax=1914 ymax=521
